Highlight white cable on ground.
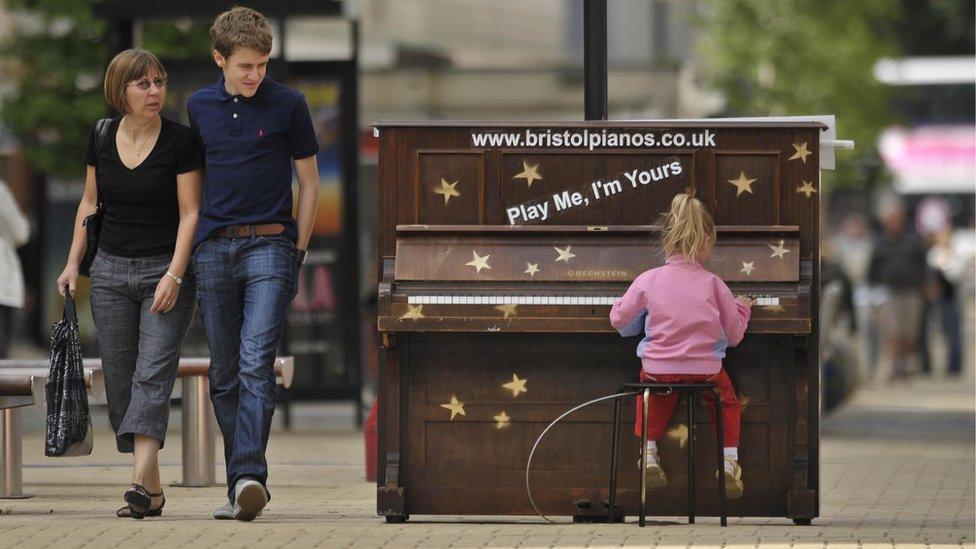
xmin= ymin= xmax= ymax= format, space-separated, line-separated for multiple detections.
xmin=525 ymin=391 xmax=640 ymax=523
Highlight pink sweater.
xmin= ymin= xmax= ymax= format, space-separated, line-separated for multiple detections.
xmin=609 ymin=254 xmax=751 ymax=375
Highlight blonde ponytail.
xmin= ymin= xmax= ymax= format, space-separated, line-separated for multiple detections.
xmin=661 ymin=192 xmax=715 ymax=262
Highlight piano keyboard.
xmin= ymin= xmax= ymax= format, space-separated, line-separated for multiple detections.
xmin=405 ymin=295 xmax=781 ymax=306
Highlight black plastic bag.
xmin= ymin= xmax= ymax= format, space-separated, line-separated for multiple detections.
xmin=45 ymin=293 xmax=93 ymax=457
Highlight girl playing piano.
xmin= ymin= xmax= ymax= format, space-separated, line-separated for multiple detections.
xmin=609 ymin=192 xmax=753 ymax=498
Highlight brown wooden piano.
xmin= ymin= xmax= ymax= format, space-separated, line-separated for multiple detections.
xmin=375 ymin=121 xmax=824 ymax=524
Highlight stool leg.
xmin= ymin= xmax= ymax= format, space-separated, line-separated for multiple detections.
xmin=608 ymin=393 xmax=622 ymax=522
xmin=686 ymin=391 xmax=695 ymax=524
xmin=639 ymin=388 xmax=649 ymax=528
xmin=713 ymin=387 xmax=727 ymax=527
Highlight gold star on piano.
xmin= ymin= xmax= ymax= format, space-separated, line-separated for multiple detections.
xmin=666 ymin=424 xmax=688 ymax=449
xmin=524 ymin=262 xmax=540 ymax=277
xmin=739 ymin=395 xmax=751 ymax=412
xmin=433 ymin=178 xmax=460 ymax=205
xmin=440 ymin=395 xmax=466 ymax=420
xmin=400 ymin=304 xmax=424 ymax=320
xmin=768 ymin=240 xmax=791 ymax=259
xmin=765 ymin=304 xmax=785 ymax=312
xmin=797 ymin=180 xmax=817 ymax=198
xmin=740 ymin=261 xmax=756 ymax=276
xmin=513 ymin=160 xmax=542 ymax=188
xmin=465 ymin=250 xmax=492 ymax=273
xmin=493 ymin=411 xmax=511 ymax=429
xmin=727 ymin=171 xmax=756 ymax=197
xmin=553 ymin=245 xmax=576 ymax=263
xmin=502 ymin=374 xmax=527 ymax=397
xmin=495 ymin=304 xmax=518 ymax=318
xmin=789 ymin=142 xmax=812 ymax=163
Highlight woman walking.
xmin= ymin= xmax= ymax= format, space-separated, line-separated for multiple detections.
xmin=57 ymin=49 xmax=203 ymax=518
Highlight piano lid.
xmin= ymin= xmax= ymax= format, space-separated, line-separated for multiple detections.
xmin=394 ymin=225 xmax=800 ymax=284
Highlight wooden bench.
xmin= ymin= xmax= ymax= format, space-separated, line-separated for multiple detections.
xmin=0 ymin=357 xmax=293 ymax=498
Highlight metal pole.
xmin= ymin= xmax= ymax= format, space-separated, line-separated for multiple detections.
xmin=583 ymin=0 xmax=608 ymax=121
xmin=639 ymin=388 xmax=649 ymax=527
xmin=0 ymin=408 xmax=29 ymax=498
xmin=607 ymin=392 xmax=621 ymax=521
xmin=176 ymin=376 xmax=217 ymax=487
xmin=687 ymin=391 xmax=695 ymax=524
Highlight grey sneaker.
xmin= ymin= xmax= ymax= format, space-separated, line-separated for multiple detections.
xmin=233 ymin=479 xmax=268 ymax=521
xmin=213 ymin=501 xmax=234 ymax=520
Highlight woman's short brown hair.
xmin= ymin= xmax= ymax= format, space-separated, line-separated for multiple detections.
xmin=211 ymin=6 xmax=274 ymax=59
xmin=103 ymin=49 xmax=167 ymax=114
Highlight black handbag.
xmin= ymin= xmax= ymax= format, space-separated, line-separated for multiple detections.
xmin=45 ymin=292 xmax=93 ymax=457
xmin=79 ymin=117 xmax=113 ymax=277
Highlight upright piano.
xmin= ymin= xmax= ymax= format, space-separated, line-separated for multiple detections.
xmin=375 ymin=121 xmax=824 ymax=523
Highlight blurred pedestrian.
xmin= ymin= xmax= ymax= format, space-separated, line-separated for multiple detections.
xmin=834 ymin=212 xmax=877 ymax=382
xmin=0 ymin=179 xmax=29 ymax=358
xmin=56 ymin=49 xmax=204 ymax=519
xmin=867 ymin=195 xmax=928 ymax=383
xmin=926 ymin=228 xmax=964 ymax=377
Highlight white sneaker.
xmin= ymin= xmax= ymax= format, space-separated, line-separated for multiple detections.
xmin=213 ymin=501 xmax=234 ymax=520
xmin=233 ymin=480 xmax=268 ymax=521
xmin=716 ymin=457 xmax=744 ymax=499
xmin=637 ymin=450 xmax=668 ymax=488
xmin=214 ymin=499 xmax=263 ymax=520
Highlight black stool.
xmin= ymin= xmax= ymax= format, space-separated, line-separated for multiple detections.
xmin=607 ymin=382 xmax=728 ymax=527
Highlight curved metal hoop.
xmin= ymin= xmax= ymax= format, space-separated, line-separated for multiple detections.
xmin=524 ymin=391 xmax=641 ymax=522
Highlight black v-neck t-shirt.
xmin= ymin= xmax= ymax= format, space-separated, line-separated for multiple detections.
xmin=85 ymin=117 xmax=203 ymax=257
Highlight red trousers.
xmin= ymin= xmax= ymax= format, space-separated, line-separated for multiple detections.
xmin=633 ymin=369 xmax=741 ymax=447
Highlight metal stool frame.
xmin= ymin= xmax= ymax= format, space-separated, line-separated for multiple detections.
xmin=608 ymin=382 xmax=728 ymax=527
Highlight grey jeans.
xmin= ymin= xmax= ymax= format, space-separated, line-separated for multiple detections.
xmin=90 ymin=249 xmax=195 ymax=452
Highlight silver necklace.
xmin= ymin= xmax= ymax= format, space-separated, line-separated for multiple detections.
xmin=122 ymin=117 xmax=158 ymax=159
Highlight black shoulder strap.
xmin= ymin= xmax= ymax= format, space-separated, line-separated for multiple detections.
xmin=95 ymin=118 xmax=112 ymax=150
xmin=93 ymin=118 xmax=112 ymax=206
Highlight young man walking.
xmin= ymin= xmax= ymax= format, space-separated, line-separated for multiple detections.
xmin=188 ymin=7 xmax=319 ymax=521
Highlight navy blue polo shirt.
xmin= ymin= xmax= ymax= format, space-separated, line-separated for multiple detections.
xmin=187 ymin=75 xmax=319 ymax=247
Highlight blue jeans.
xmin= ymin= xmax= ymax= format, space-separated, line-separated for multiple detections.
xmin=193 ymin=235 xmax=298 ymax=502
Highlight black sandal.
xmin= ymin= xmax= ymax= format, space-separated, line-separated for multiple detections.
xmin=118 ymin=484 xmax=164 ymax=519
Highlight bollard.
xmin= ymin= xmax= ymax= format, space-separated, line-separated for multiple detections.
xmin=174 ymin=376 xmax=218 ymax=487
xmin=0 ymin=407 xmax=29 ymax=498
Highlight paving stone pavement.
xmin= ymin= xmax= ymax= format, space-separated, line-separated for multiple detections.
xmin=0 ymin=378 xmax=972 ymax=548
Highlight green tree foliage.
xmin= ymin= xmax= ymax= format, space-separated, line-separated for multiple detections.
xmin=699 ymin=0 xmax=902 ymax=190
xmin=1 ymin=0 xmax=106 ymax=179
xmin=0 ymin=4 xmax=212 ymax=180
xmin=140 ymin=20 xmax=212 ymax=60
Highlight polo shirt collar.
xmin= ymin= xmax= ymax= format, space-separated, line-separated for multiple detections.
xmin=215 ymin=74 xmax=268 ymax=103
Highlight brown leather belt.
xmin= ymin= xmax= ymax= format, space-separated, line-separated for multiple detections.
xmin=217 ymin=223 xmax=285 ymax=238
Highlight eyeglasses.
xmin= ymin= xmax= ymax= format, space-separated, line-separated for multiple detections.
xmin=127 ymin=78 xmax=168 ymax=91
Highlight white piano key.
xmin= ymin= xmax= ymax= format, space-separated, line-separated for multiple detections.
xmin=769 ymin=297 xmax=779 ymax=306
xmin=570 ymin=296 xmax=579 ymax=305
xmin=408 ymin=296 xmax=418 ymax=304
xmin=451 ymin=296 xmax=461 ymax=305
xmin=533 ymin=296 xmax=542 ymax=305
xmin=542 ymin=296 xmax=551 ymax=305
